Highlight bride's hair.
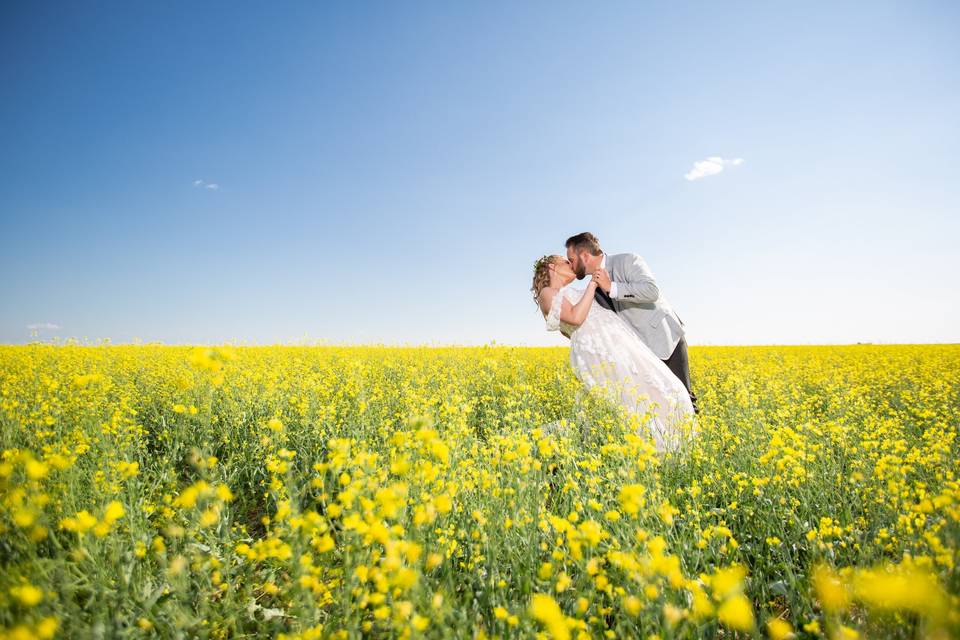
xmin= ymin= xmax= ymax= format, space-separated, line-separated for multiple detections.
xmin=531 ymin=255 xmax=559 ymax=303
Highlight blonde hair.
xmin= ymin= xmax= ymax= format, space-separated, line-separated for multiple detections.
xmin=531 ymin=255 xmax=560 ymax=303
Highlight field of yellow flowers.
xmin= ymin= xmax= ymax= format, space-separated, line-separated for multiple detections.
xmin=1 ymin=344 xmax=958 ymax=639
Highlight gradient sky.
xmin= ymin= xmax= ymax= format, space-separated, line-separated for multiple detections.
xmin=2 ymin=1 xmax=958 ymax=346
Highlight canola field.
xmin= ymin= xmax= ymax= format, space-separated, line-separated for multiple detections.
xmin=1 ymin=344 xmax=958 ymax=639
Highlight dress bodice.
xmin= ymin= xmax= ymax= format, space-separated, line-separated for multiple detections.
xmin=545 ymin=285 xmax=626 ymax=341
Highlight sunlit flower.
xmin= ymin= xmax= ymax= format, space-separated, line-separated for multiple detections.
xmin=530 ymin=593 xmax=570 ymax=640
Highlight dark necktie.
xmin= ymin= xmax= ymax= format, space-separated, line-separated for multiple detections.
xmin=594 ymin=286 xmax=617 ymax=313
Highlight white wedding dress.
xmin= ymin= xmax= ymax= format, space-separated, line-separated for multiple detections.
xmin=545 ymin=284 xmax=696 ymax=451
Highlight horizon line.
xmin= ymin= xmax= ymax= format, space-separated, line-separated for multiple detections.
xmin=4 ymin=340 xmax=958 ymax=349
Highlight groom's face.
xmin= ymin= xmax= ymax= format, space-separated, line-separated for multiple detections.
xmin=566 ymin=247 xmax=587 ymax=280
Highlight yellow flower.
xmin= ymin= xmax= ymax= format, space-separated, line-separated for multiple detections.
xmin=802 ymin=620 xmax=821 ymax=634
xmin=102 ymin=500 xmax=125 ymax=524
xmin=836 ymin=626 xmax=859 ymax=640
xmin=657 ymin=501 xmax=678 ymax=525
xmin=60 ymin=510 xmax=97 ymax=534
xmin=10 ymin=584 xmax=44 ymax=607
xmin=199 ymin=508 xmax=219 ymax=527
xmin=116 ymin=461 xmax=140 ymax=478
xmin=850 ymin=564 xmax=948 ymax=621
xmin=25 ymin=459 xmax=49 ymax=480
xmin=709 ymin=565 xmax=746 ymax=600
xmin=412 ymin=615 xmax=429 ymax=630
xmin=623 ymin=595 xmax=641 ymax=616
xmin=577 ymin=596 xmax=590 ymax=615
xmin=394 ymin=600 xmax=413 ymax=619
xmin=393 ymin=567 xmax=417 ymax=590
xmin=766 ymin=618 xmax=794 ymax=640
xmin=14 ymin=508 xmax=36 ymax=528
xmin=36 ymin=616 xmax=58 ymax=639
xmin=538 ymin=562 xmax=553 ymax=580
xmin=812 ymin=564 xmax=849 ymax=613
xmin=315 ymin=533 xmax=335 ymax=552
xmin=167 ymin=555 xmax=187 ymax=576
xmin=429 ymin=439 xmax=449 ymax=463
xmin=717 ymin=594 xmax=755 ymax=631
xmin=663 ymin=604 xmax=685 ymax=627
xmin=46 ymin=454 xmax=71 ymax=470
xmin=530 ymin=593 xmax=570 ymax=640
xmin=690 ymin=584 xmax=714 ymax=619
xmin=618 ymin=484 xmax=646 ymax=515
xmin=435 ymin=494 xmax=452 ymax=513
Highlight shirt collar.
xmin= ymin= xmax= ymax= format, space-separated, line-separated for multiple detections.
xmin=600 ymin=254 xmax=607 ymax=270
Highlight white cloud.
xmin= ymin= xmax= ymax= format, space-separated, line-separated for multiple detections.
xmin=193 ymin=179 xmax=220 ymax=190
xmin=684 ymin=156 xmax=745 ymax=181
xmin=27 ymin=322 xmax=61 ymax=331
xmin=205 ymin=183 xmax=219 ymax=190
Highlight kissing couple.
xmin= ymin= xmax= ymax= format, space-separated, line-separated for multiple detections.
xmin=532 ymin=232 xmax=698 ymax=451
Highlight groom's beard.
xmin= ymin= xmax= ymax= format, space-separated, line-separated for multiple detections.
xmin=574 ymin=265 xmax=586 ymax=279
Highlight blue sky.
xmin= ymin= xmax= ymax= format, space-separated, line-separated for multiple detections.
xmin=1 ymin=1 xmax=958 ymax=345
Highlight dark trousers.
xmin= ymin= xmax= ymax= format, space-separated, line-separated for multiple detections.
xmin=663 ymin=336 xmax=698 ymax=413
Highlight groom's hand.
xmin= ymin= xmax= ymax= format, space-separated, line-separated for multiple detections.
xmin=593 ymin=268 xmax=612 ymax=293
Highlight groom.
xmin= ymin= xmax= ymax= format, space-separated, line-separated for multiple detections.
xmin=565 ymin=232 xmax=698 ymax=413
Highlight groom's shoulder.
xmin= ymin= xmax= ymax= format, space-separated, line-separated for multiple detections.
xmin=609 ymin=252 xmax=653 ymax=274
xmin=610 ymin=252 xmax=645 ymax=263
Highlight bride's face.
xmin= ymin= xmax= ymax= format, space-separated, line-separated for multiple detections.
xmin=551 ymin=258 xmax=576 ymax=285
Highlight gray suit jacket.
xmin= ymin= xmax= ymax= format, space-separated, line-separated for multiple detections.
xmin=603 ymin=253 xmax=684 ymax=360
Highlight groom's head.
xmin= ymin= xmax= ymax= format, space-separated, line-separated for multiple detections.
xmin=565 ymin=232 xmax=603 ymax=280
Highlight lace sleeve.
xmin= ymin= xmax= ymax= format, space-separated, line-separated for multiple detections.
xmin=545 ymin=289 xmax=564 ymax=331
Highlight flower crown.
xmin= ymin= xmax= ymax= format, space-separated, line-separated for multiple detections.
xmin=533 ymin=254 xmax=554 ymax=276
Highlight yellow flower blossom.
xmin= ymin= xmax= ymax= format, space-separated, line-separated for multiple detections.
xmin=10 ymin=584 xmax=44 ymax=607
xmin=530 ymin=593 xmax=570 ymax=640
xmin=766 ymin=618 xmax=794 ymax=640
xmin=717 ymin=594 xmax=754 ymax=631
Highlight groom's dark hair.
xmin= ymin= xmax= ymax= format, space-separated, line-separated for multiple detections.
xmin=565 ymin=232 xmax=602 ymax=256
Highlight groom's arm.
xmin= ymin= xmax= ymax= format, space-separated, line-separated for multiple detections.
xmin=609 ymin=254 xmax=660 ymax=303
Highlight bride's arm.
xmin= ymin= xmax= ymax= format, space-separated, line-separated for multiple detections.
xmin=561 ymin=280 xmax=599 ymax=327
xmin=539 ymin=281 xmax=598 ymax=328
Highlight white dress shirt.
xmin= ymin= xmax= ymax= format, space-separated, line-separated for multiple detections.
xmin=599 ymin=254 xmax=619 ymax=299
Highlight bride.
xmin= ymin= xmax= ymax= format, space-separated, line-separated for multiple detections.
xmin=532 ymin=255 xmax=696 ymax=451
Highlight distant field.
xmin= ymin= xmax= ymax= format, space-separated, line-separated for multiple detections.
xmin=1 ymin=344 xmax=957 ymax=638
